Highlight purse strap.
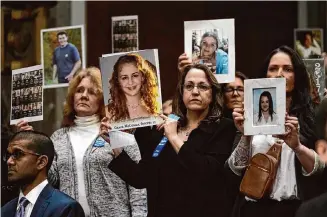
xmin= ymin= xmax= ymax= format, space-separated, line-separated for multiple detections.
xmin=266 ymin=142 xmax=283 ymax=162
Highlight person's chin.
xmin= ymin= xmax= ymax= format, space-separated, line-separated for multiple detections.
xmin=7 ymin=173 xmax=18 ymax=183
xmin=124 ymin=90 xmax=140 ymax=97
xmin=232 ymin=102 xmax=242 ymax=108
xmin=187 ymin=104 xmax=205 ymax=110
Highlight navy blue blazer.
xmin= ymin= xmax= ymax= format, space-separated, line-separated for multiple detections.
xmin=1 ymin=184 xmax=85 ymax=217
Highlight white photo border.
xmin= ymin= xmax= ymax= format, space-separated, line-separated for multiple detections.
xmin=111 ymin=15 xmax=139 ymax=53
xmin=244 ymin=78 xmax=286 ymax=136
xmin=184 ymin=18 xmax=235 ymax=83
xmin=40 ymin=24 xmax=86 ymax=89
xmin=10 ymin=65 xmax=44 ymax=125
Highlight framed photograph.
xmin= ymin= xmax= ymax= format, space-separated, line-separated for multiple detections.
xmin=294 ymin=28 xmax=324 ymax=59
xmin=244 ymin=78 xmax=286 ymax=136
xmin=303 ymin=58 xmax=326 ymax=100
xmin=112 ymin=15 xmax=139 ymax=53
xmin=10 ymin=65 xmax=44 ymax=125
xmin=41 ymin=25 xmax=86 ymax=88
xmin=184 ymin=18 xmax=235 ymax=83
xmin=99 ymin=49 xmax=162 ymax=131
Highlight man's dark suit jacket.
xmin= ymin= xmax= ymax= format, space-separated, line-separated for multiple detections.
xmin=295 ymin=192 xmax=327 ymax=217
xmin=1 ymin=184 xmax=85 ymax=217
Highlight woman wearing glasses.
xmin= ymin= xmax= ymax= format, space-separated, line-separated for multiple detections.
xmin=221 ymin=71 xmax=247 ymax=119
xmin=100 ymin=64 xmax=237 ymax=217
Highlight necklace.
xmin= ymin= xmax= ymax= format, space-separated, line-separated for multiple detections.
xmin=127 ymin=102 xmax=140 ymax=112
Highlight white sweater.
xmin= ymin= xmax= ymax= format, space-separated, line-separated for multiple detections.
xmin=68 ymin=115 xmax=100 ymax=217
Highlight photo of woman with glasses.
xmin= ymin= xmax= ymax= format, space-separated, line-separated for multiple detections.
xmin=253 ymin=90 xmax=278 ymax=126
xmin=192 ymin=30 xmax=228 ymax=74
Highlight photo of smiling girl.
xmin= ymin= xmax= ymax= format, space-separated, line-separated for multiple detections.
xmin=107 ymin=53 xmax=159 ymax=121
xmin=100 ymin=50 xmax=162 ymax=130
xmin=253 ymin=89 xmax=278 ymax=126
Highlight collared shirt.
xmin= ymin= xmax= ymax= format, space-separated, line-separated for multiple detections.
xmin=253 ymin=112 xmax=278 ymax=126
xmin=17 ymin=179 xmax=48 ymax=217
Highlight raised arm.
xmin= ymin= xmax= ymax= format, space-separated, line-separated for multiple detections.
xmin=227 ymin=135 xmax=252 ymax=176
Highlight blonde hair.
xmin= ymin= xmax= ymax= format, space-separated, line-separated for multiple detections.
xmin=62 ymin=67 xmax=106 ymax=127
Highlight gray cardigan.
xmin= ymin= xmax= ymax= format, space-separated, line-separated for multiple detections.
xmin=48 ymin=127 xmax=147 ymax=217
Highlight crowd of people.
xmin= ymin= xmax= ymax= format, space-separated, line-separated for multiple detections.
xmin=2 ymin=44 xmax=327 ymax=217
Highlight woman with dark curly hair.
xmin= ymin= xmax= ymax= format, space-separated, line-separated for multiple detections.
xmin=101 ymin=64 xmax=237 ymax=217
xmin=106 ymin=53 xmax=159 ymax=122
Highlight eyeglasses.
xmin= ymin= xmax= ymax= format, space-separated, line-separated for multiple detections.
xmin=224 ymin=87 xmax=244 ymax=96
xmin=3 ymin=149 xmax=41 ymax=162
xmin=183 ymin=83 xmax=211 ymax=92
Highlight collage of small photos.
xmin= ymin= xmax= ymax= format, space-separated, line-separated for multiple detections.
xmin=11 ymin=65 xmax=43 ymax=125
xmin=112 ymin=15 xmax=139 ymax=53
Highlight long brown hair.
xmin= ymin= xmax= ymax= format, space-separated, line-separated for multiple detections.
xmin=107 ymin=53 xmax=159 ymax=121
xmin=62 ymin=67 xmax=106 ymax=127
xmin=173 ymin=64 xmax=223 ymax=126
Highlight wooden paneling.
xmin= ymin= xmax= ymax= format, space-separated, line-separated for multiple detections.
xmin=86 ymin=1 xmax=297 ymax=101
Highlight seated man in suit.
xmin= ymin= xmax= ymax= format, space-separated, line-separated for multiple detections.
xmin=1 ymin=130 xmax=85 ymax=217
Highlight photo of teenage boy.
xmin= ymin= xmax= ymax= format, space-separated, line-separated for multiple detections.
xmin=23 ymin=88 xmax=29 ymax=105
xmin=33 ymin=87 xmax=38 ymax=102
xmin=25 ymin=72 xmax=31 ymax=88
xmin=12 ymin=75 xmax=17 ymax=90
xmin=32 ymin=103 xmax=37 ymax=116
xmin=15 ymin=75 xmax=20 ymax=89
xmin=22 ymin=104 xmax=27 ymax=117
xmin=38 ymin=71 xmax=43 ymax=86
xmin=52 ymin=31 xmax=82 ymax=83
xmin=29 ymin=71 xmax=35 ymax=87
xmin=37 ymin=86 xmax=42 ymax=101
xmin=27 ymin=103 xmax=32 ymax=117
xmin=37 ymin=102 xmax=42 ymax=115
xmin=19 ymin=89 xmax=24 ymax=104
xmin=28 ymin=87 xmax=33 ymax=102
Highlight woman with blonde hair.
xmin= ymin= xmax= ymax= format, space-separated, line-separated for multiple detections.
xmin=15 ymin=67 xmax=147 ymax=217
xmin=107 ymin=53 xmax=159 ymax=122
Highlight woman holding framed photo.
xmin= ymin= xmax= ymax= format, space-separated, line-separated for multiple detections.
xmin=228 ymin=45 xmax=325 ymax=217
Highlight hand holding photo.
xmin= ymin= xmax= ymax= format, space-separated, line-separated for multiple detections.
xmin=244 ymin=78 xmax=286 ymax=135
xmin=184 ymin=19 xmax=235 ymax=83
xmin=100 ymin=49 xmax=163 ymax=131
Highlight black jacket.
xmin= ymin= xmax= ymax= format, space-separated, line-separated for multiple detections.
xmin=109 ymin=118 xmax=237 ymax=217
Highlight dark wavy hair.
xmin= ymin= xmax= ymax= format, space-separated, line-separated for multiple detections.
xmin=258 ymin=91 xmax=275 ymax=122
xmin=260 ymin=45 xmax=316 ymax=148
xmin=173 ymin=64 xmax=223 ymax=127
